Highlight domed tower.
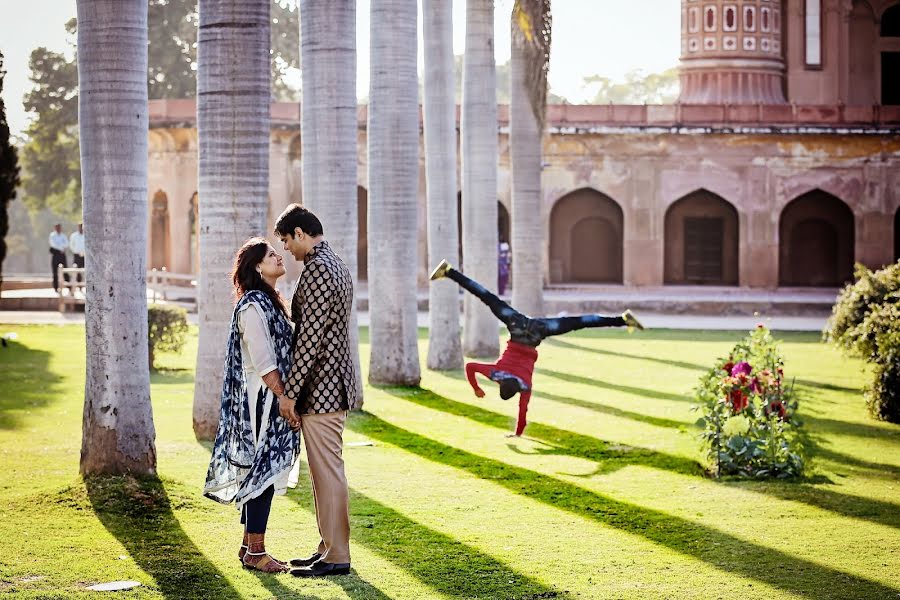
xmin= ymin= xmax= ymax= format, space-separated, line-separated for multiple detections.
xmin=679 ymin=0 xmax=786 ymax=104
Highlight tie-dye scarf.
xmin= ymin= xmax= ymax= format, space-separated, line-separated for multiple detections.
xmin=203 ymin=290 xmax=299 ymax=508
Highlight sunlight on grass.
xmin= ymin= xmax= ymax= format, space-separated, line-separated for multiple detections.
xmin=1 ymin=323 xmax=898 ymax=599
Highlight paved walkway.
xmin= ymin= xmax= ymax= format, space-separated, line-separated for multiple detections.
xmin=0 ymin=310 xmax=827 ymax=331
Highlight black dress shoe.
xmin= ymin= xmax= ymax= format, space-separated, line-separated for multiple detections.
xmin=289 ymin=552 xmax=322 ymax=568
xmin=290 ymin=560 xmax=351 ymax=577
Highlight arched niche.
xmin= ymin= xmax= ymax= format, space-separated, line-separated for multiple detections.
xmin=150 ymin=190 xmax=171 ymax=271
xmin=664 ymin=189 xmax=739 ymax=285
xmin=779 ymin=190 xmax=854 ymax=286
xmin=549 ymin=188 xmax=623 ymax=284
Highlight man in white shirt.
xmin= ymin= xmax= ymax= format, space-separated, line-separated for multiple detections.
xmin=70 ymin=223 xmax=85 ymax=282
xmin=49 ymin=224 xmax=69 ymax=292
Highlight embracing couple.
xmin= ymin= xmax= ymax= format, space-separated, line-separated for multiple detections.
xmin=203 ymin=204 xmax=359 ymax=576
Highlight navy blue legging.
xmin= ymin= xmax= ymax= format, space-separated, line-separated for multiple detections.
xmin=445 ymin=267 xmax=625 ymax=347
xmin=240 ymin=387 xmax=275 ymax=534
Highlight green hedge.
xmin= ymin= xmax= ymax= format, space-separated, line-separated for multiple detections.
xmin=148 ymin=304 xmax=188 ymax=370
xmin=825 ymin=261 xmax=900 ymax=422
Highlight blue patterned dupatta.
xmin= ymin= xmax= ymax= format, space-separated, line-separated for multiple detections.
xmin=203 ymin=290 xmax=299 ymax=508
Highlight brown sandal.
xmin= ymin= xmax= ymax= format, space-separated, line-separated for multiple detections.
xmin=243 ymin=550 xmax=288 ymax=573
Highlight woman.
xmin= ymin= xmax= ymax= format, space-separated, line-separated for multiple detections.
xmin=204 ymin=237 xmax=300 ymax=573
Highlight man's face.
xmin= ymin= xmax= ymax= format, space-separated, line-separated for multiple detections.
xmin=279 ymin=229 xmax=306 ymax=261
xmin=54 ymin=225 xmax=62 ymax=233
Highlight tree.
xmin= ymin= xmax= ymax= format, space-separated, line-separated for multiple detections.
xmin=0 ymin=51 xmax=22 ymax=292
xmin=193 ymin=0 xmax=271 ymax=439
xmin=585 ymin=67 xmax=680 ymax=104
xmin=20 ymin=20 xmax=81 ymax=219
xmin=509 ymin=0 xmax=550 ymax=316
xmin=423 ymin=0 xmax=463 ymax=370
xmin=299 ymin=0 xmax=364 ymax=402
xmin=367 ymin=0 xmax=421 ymax=385
xmin=77 ymin=0 xmax=156 ymax=476
xmin=461 ymin=0 xmax=499 ymax=358
xmin=18 ymin=2 xmax=299 ymax=219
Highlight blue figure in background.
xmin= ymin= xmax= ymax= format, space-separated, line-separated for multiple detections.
xmin=498 ymin=241 xmax=511 ymax=295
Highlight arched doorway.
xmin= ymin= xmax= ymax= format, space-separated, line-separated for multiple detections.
xmin=664 ymin=190 xmax=739 ymax=285
xmin=150 ymin=190 xmax=170 ymax=270
xmin=358 ymin=186 xmax=368 ymax=281
xmin=189 ymin=192 xmax=199 ymax=274
xmin=881 ymin=3 xmax=900 ymax=105
xmin=549 ymin=188 xmax=623 ymax=283
xmin=455 ymin=194 xmax=510 ymax=269
xmin=779 ymin=190 xmax=854 ymax=286
xmin=849 ymin=1 xmax=877 ymax=104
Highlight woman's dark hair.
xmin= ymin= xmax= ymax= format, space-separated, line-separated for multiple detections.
xmin=274 ymin=203 xmax=324 ymax=237
xmin=231 ymin=237 xmax=288 ymax=318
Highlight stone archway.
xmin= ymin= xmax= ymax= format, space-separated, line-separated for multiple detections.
xmin=664 ymin=189 xmax=739 ymax=285
xmin=779 ymin=190 xmax=854 ymax=286
xmin=189 ymin=192 xmax=199 ymax=274
xmin=358 ymin=186 xmax=368 ymax=281
xmin=549 ymin=188 xmax=623 ymax=283
xmin=455 ymin=193 xmax=510 ymax=269
xmin=150 ymin=190 xmax=170 ymax=270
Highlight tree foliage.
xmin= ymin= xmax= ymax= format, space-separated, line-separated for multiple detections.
xmin=18 ymin=1 xmax=300 ymax=217
xmin=0 ymin=51 xmax=23 ymax=290
xmin=584 ymin=67 xmax=680 ymax=104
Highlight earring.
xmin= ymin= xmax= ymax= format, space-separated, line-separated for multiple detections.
xmin=256 ymin=268 xmax=262 ymax=275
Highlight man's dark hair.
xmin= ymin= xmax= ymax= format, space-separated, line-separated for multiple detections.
xmin=274 ymin=203 xmax=323 ymax=237
xmin=499 ymin=378 xmax=522 ymax=400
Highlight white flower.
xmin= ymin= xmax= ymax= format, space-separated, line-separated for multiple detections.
xmin=722 ymin=414 xmax=751 ymax=437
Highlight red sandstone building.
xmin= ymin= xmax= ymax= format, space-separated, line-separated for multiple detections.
xmin=147 ymin=0 xmax=900 ymax=291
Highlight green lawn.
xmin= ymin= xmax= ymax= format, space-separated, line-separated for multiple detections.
xmin=0 ymin=323 xmax=898 ymax=599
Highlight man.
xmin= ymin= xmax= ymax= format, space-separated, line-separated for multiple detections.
xmin=69 ymin=224 xmax=85 ymax=283
xmin=430 ymin=259 xmax=644 ymax=436
xmin=48 ymin=224 xmax=68 ymax=292
xmin=273 ymin=204 xmax=359 ymax=577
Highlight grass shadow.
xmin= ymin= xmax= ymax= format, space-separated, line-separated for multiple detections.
xmin=287 ymin=484 xmax=567 ymax=599
xmin=0 ymin=339 xmax=62 ymax=430
xmin=544 ymin=337 xmax=708 ymax=372
xmin=84 ymin=475 xmax=242 ymax=599
xmin=347 ymin=411 xmax=898 ymax=598
xmin=150 ymin=369 xmax=195 ymax=386
xmin=534 ymin=389 xmax=689 ymax=430
xmin=381 ymin=386 xmax=702 ymax=477
xmin=536 ymin=367 xmax=691 ymax=403
xmin=386 ymin=386 xmax=900 ymax=537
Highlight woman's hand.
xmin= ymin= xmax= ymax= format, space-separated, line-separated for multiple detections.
xmin=277 ymin=394 xmax=301 ymax=430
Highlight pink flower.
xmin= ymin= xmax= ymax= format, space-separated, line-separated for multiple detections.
xmin=731 ymin=361 xmax=752 ymax=377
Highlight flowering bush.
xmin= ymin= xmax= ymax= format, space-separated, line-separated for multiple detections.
xmin=694 ymin=325 xmax=804 ymax=479
xmin=825 ymin=261 xmax=900 ymax=422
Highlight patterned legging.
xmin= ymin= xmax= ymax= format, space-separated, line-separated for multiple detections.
xmin=445 ymin=268 xmax=625 ymax=347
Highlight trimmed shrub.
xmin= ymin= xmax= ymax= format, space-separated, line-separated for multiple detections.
xmin=825 ymin=261 xmax=900 ymax=423
xmin=148 ymin=304 xmax=188 ymax=370
xmin=695 ymin=325 xmax=804 ymax=479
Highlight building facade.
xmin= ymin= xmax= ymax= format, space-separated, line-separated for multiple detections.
xmin=147 ymin=0 xmax=900 ymax=290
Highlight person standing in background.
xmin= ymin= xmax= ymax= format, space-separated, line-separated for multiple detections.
xmin=70 ymin=223 xmax=85 ymax=282
xmin=498 ymin=241 xmax=511 ymax=295
xmin=49 ymin=223 xmax=68 ymax=292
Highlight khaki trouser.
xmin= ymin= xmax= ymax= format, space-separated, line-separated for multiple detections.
xmin=300 ymin=410 xmax=351 ymax=564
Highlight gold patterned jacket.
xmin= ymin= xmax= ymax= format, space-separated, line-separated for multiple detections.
xmin=285 ymin=240 xmax=360 ymax=414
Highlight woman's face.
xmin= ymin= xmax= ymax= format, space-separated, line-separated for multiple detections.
xmin=257 ymin=245 xmax=286 ymax=281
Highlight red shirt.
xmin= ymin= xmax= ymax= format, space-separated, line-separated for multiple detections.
xmin=465 ymin=341 xmax=539 ymax=436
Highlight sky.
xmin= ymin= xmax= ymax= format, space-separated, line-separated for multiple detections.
xmin=0 ymin=0 xmax=681 ymax=139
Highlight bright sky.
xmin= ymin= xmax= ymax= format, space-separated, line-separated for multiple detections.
xmin=0 ymin=0 xmax=681 ymax=138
